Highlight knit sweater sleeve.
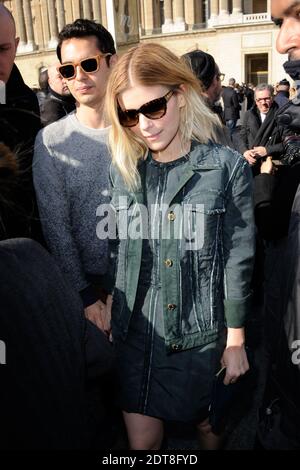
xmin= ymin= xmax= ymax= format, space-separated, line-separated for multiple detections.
xmin=33 ymin=130 xmax=89 ymax=293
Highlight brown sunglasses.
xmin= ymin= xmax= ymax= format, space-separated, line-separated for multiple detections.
xmin=58 ymin=53 xmax=111 ymax=80
xmin=117 ymin=89 xmax=175 ymax=128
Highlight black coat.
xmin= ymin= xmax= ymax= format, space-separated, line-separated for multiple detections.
xmin=0 ymin=238 xmax=116 ymax=449
xmin=274 ymin=91 xmax=290 ymax=109
xmin=41 ymin=87 xmax=75 ymax=127
xmin=222 ymin=86 xmax=240 ymax=121
xmin=0 ymin=65 xmax=43 ymax=242
xmin=239 ymin=102 xmax=284 ymax=158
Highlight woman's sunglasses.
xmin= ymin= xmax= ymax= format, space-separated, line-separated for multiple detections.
xmin=58 ymin=53 xmax=112 ymax=80
xmin=117 ymin=89 xmax=175 ymax=128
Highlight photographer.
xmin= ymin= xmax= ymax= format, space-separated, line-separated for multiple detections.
xmin=255 ymin=0 xmax=300 ymax=449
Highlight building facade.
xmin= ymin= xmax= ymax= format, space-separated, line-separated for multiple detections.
xmin=2 ymin=0 xmax=288 ymax=88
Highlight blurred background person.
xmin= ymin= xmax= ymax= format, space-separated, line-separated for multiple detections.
xmin=182 ymin=49 xmax=232 ymax=146
xmin=274 ymin=78 xmax=290 ymax=108
xmin=41 ymin=64 xmax=75 ymax=126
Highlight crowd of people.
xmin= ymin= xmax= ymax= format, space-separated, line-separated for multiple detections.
xmin=0 ymin=0 xmax=300 ymax=451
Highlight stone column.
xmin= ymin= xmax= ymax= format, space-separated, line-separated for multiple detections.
xmin=47 ymin=0 xmax=59 ymax=48
xmin=15 ymin=0 xmax=27 ymax=50
xmin=23 ymin=0 xmax=36 ymax=50
xmin=208 ymin=0 xmax=219 ymax=27
xmin=116 ymin=0 xmax=127 ymax=43
xmin=71 ymin=0 xmax=81 ymax=20
xmin=100 ymin=0 xmax=108 ymax=29
xmin=219 ymin=0 xmax=230 ymax=24
xmin=162 ymin=0 xmax=173 ymax=33
xmin=231 ymin=0 xmax=243 ymax=23
xmin=32 ymin=0 xmax=44 ymax=49
xmin=232 ymin=0 xmax=242 ymax=13
xmin=57 ymin=0 xmax=66 ymax=32
xmin=92 ymin=0 xmax=102 ymax=22
xmin=127 ymin=0 xmax=139 ymax=39
xmin=40 ymin=0 xmax=50 ymax=48
xmin=173 ymin=0 xmax=186 ymax=32
xmin=139 ymin=0 xmax=145 ymax=34
xmin=83 ymin=0 xmax=92 ymax=19
xmin=219 ymin=0 xmax=229 ymax=15
xmin=143 ymin=0 xmax=155 ymax=35
xmin=184 ymin=0 xmax=202 ymax=30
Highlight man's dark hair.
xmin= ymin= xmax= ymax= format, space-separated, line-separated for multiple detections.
xmin=56 ymin=18 xmax=116 ymax=64
xmin=182 ymin=50 xmax=217 ymax=90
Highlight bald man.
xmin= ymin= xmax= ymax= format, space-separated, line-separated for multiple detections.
xmin=0 ymin=4 xmax=39 ymax=114
xmin=41 ymin=64 xmax=75 ymax=126
xmin=0 ymin=4 xmax=42 ymax=241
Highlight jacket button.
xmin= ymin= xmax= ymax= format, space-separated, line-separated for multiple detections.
xmin=171 ymin=344 xmax=182 ymax=351
xmin=164 ymin=259 xmax=173 ymax=267
xmin=168 ymin=211 xmax=176 ymax=221
xmin=167 ymin=303 xmax=176 ymax=310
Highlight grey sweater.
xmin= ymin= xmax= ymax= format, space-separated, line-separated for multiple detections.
xmin=33 ymin=112 xmax=111 ymax=305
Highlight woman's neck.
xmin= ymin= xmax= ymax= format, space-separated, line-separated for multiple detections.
xmin=152 ymin=142 xmax=191 ymax=163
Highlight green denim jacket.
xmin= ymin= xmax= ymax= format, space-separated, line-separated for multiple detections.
xmin=109 ymin=141 xmax=255 ymax=352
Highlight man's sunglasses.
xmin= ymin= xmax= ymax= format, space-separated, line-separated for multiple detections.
xmin=117 ymin=89 xmax=175 ymax=128
xmin=58 ymin=54 xmax=111 ymax=80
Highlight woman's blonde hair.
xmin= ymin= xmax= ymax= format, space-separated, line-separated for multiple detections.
xmin=105 ymin=43 xmax=222 ymax=190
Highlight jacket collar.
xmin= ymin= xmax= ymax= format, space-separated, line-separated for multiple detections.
xmin=6 ymin=64 xmax=27 ymax=101
xmin=136 ymin=140 xmax=222 ymax=207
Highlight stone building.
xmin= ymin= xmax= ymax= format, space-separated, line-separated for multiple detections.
xmin=1 ymin=0 xmax=287 ymax=88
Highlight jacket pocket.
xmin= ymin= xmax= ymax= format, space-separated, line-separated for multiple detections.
xmin=182 ymin=192 xmax=225 ymax=257
xmin=180 ymin=192 xmax=225 ymax=332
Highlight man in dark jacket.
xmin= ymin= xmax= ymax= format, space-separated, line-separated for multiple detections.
xmin=222 ymin=78 xmax=240 ymax=135
xmin=239 ymin=83 xmax=283 ymax=165
xmin=41 ymin=63 xmax=75 ymax=126
xmin=274 ymin=79 xmax=290 ymax=108
xmin=0 ymin=3 xmax=42 ymax=241
xmin=181 ymin=49 xmax=232 ymax=146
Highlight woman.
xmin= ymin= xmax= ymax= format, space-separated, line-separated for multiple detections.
xmin=105 ymin=43 xmax=255 ymax=450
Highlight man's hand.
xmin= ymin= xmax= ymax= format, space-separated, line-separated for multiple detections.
xmin=84 ymin=295 xmax=112 ymax=338
xmin=252 ymin=146 xmax=267 ymax=157
xmin=260 ymin=156 xmax=275 ymax=174
xmin=243 ymin=149 xmax=257 ymax=165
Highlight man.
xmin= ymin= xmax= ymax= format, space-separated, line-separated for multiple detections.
xmin=244 ymin=83 xmax=255 ymax=110
xmin=222 ymin=78 xmax=240 ymax=136
xmin=182 ymin=50 xmax=224 ymax=112
xmin=41 ymin=63 xmax=75 ymax=126
xmin=0 ymin=4 xmax=39 ymax=115
xmin=0 ymin=4 xmax=42 ymax=241
xmin=239 ymin=84 xmax=282 ymax=165
xmin=254 ymin=0 xmax=300 ymax=449
xmin=33 ymin=19 xmax=117 ymax=332
xmin=181 ymin=50 xmax=232 ymax=146
xmin=274 ymin=78 xmax=290 ymax=108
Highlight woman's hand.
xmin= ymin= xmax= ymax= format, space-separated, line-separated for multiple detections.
xmin=220 ymin=328 xmax=249 ymax=385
